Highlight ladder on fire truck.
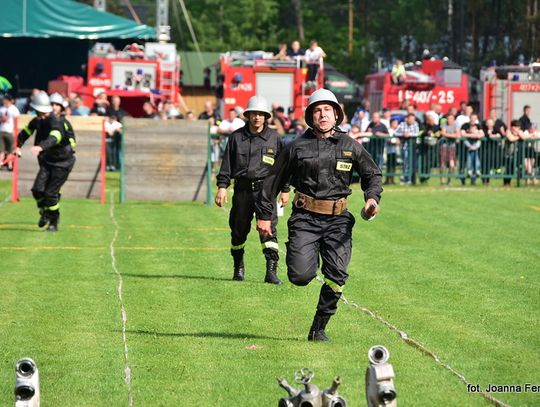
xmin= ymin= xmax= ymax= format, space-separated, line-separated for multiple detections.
xmin=492 ymin=80 xmax=508 ymax=119
xmin=159 ymin=61 xmax=178 ymax=102
xmin=300 ymin=58 xmax=324 ymax=112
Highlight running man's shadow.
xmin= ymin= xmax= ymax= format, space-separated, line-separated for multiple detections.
xmin=123 ymin=272 xmax=251 ymax=283
xmin=0 ymin=222 xmax=47 ymax=232
xmin=127 ymin=329 xmax=300 ymax=342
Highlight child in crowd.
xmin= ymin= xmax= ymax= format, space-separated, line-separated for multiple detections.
xmin=385 ymin=118 xmax=399 ymax=184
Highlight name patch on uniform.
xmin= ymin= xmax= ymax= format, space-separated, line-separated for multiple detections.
xmin=336 ymin=161 xmax=352 ymax=171
xmin=262 ymin=155 xmax=275 ymax=165
xmin=343 ymin=151 xmax=353 ymax=157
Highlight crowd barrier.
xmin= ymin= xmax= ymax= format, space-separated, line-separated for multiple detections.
xmin=368 ymin=136 xmax=540 ymax=185
xmin=208 ymin=133 xmax=540 ymax=187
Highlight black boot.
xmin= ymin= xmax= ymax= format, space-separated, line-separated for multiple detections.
xmin=38 ymin=208 xmax=49 ymax=228
xmin=45 ymin=210 xmax=59 ymax=232
xmin=307 ymin=313 xmax=332 ymax=342
xmin=232 ymin=250 xmax=245 ymax=281
xmin=264 ymin=259 xmax=282 ymax=285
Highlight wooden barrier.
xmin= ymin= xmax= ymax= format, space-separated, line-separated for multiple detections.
xmin=15 ymin=115 xmax=105 ymax=201
xmin=122 ymin=118 xmax=209 ymax=202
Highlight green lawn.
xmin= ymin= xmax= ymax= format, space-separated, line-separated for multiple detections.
xmin=0 ymin=179 xmax=539 ymax=406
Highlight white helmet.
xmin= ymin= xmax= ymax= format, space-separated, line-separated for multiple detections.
xmin=49 ymin=92 xmax=67 ymax=109
xmin=243 ymin=96 xmax=271 ymax=119
xmin=30 ymin=91 xmax=52 ymax=113
xmin=304 ymin=88 xmax=344 ymax=129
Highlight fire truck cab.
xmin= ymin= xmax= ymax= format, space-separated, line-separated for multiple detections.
xmin=481 ymin=62 xmax=540 ymax=125
xmin=218 ymin=51 xmax=324 ymax=118
xmin=364 ymin=59 xmax=469 ymax=114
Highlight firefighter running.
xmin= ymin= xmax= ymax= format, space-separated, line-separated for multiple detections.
xmin=16 ymin=92 xmax=76 ymax=232
xmin=256 ymin=89 xmax=383 ymax=341
xmin=215 ymin=96 xmax=290 ymax=284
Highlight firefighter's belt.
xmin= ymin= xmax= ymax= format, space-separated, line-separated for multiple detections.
xmin=293 ymin=192 xmax=347 ymax=215
xmin=234 ymin=178 xmax=265 ymax=192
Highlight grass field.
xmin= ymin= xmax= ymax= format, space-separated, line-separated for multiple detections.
xmin=0 ymin=178 xmax=539 ymax=406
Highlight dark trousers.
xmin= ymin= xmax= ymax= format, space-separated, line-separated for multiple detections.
xmin=230 ymin=186 xmax=279 ymax=260
xmin=105 ymin=131 xmax=121 ymax=170
xmin=386 ymin=152 xmax=397 ymax=173
xmin=307 ymin=64 xmax=319 ymax=82
xmin=457 ymin=142 xmax=467 ymax=184
xmin=418 ymin=143 xmax=430 ymax=182
xmin=286 ymin=208 xmax=355 ymax=314
xmin=503 ymin=154 xmax=515 ymax=185
xmin=31 ymin=157 xmax=75 ymax=210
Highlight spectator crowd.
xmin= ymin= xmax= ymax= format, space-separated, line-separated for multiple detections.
xmin=345 ymin=100 xmax=539 ymax=186
xmin=1 ymin=38 xmax=538 ymax=187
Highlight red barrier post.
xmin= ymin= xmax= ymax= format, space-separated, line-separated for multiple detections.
xmin=11 ymin=117 xmax=19 ymax=203
xmin=100 ymin=118 xmax=106 ymax=204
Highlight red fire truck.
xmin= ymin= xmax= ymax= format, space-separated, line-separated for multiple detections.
xmin=363 ymin=59 xmax=469 ymax=114
xmin=480 ymin=62 xmax=540 ymax=125
xmin=48 ymin=42 xmax=181 ymax=117
xmin=219 ymin=51 xmax=325 ymax=117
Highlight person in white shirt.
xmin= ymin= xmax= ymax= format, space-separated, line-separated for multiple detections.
xmin=425 ymin=103 xmax=442 ymax=125
xmin=0 ymin=94 xmax=20 ymax=169
xmin=215 ymin=108 xmax=246 ymax=169
xmin=104 ymin=115 xmax=123 ymax=171
xmin=304 ymin=40 xmax=326 ymax=83
xmin=455 ymin=104 xmax=473 ymax=131
xmin=380 ymin=107 xmax=391 ymax=130
xmin=218 ymin=108 xmax=245 ymax=135
xmin=351 ymin=109 xmax=370 ymax=132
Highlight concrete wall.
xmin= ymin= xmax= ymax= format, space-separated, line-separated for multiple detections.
xmin=122 ymin=118 xmax=209 ymax=202
xmin=16 ymin=115 xmax=104 ymax=200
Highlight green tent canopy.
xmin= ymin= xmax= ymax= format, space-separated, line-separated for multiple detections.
xmin=3 ymin=0 xmax=156 ymax=39
xmin=0 ymin=76 xmax=13 ymax=91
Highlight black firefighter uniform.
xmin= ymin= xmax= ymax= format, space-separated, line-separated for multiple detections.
xmin=216 ymin=123 xmax=289 ymax=282
xmin=256 ymin=128 xmax=383 ymax=338
xmin=17 ymin=114 xmax=76 ymax=229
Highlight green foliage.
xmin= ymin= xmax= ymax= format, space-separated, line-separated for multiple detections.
xmin=183 ymin=0 xmax=282 ymax=50
xmin=77 ymin=0 xmax=538 ymax=80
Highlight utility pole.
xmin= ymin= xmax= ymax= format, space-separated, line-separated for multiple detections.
xmin=459 ymin=0 xmax=464 ymax=65
xmin=292 ymin=0 xmax=305 ymax=42
xmin=157 ymin=0 xmax=169 ymax=28
xmin=448 ymin=0 xmax=454 ymax=60
xmin=94 ymin=0 xmax=106 ymax=12
xmin=348 ymin=0 xmax=353 ymax=54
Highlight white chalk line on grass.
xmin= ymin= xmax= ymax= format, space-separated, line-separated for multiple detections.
xmin=316 ymin=275 xmax=511 ymax=407
xmin=109 ymin=193 xmax=134 ymax=407
xmin=219 ymin=203 xmax=510 ymax=406
xmin=0 ymin=192 xmax=10 ymax=207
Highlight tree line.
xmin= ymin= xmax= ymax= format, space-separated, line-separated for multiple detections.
xmin=80 ymin=0 xmax=539 ymax=81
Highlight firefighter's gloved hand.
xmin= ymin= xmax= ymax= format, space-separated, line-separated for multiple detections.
xmin=361 ymin=199 xmax=379 ymax=221
xmin=279 ymin=192 xmax=290 ymax=206
xmin=256 ymin=219 xmax=272 ymax=237
xmin=214 ymin=187 xmax=228 ymax=207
